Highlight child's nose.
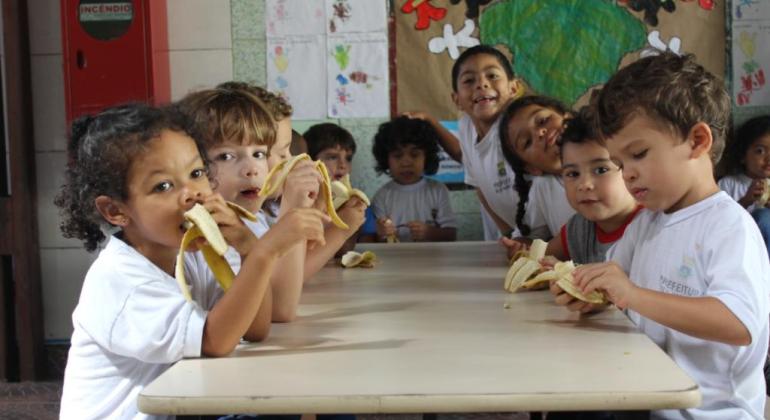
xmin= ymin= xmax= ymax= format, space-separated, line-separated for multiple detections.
xmin=181 ymin=186 xmax=205 ymax=207
xmin=578 ymin=176 xmax=593 ymax=191
xmin=243 ymin=161 xmax=260 ymax=177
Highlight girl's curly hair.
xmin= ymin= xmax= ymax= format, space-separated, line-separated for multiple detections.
xmin=54 ymin=103 xmax=206 ymax=251
xmin=372 ymin=117 xmax=441 ymax=176
xmin=498 ymin=95 xmax=570 ymax=236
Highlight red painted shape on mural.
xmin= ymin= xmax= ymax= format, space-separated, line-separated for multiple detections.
xmin=401 ymin=0 xmax=447 ymax=30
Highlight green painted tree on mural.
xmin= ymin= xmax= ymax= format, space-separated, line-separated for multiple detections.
xmin=481 ymin=0 xmax=647 ymax=105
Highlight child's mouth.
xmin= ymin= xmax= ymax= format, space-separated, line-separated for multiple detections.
xmin=240 ymin=188 xmax=260 ymax=199
xmin=474 ymin=95 xmax=496 ymax=105
xmin=631 ymin=188 xmax=648 ymax=200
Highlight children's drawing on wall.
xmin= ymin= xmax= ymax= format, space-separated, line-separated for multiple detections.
xmin=266 ymin=0 xmax=325 ymax=36
xmin=640 ymin=30 xmax=682 ymax=57
xmin=401 ymin=0 xmax=448 ymax=30
xmin=327 ymin=33 xmax=389 ymax=118
xmin=450 ymin=0 xmax=493 ymax=19
xmin=481 ymin=0 xmax=647 ymax=105
xmin=326 ymin=0 xmax=387 ymax=33
xmin=267 ymin=36 xmax=327 ymax=119
xmin=732 ymin=0 xmax=770 ymax=106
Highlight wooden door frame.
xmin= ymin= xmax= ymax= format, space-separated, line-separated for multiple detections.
xmin=1 ymin=0 xmax=46 ymax=381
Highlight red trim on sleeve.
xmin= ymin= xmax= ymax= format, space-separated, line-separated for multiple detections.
xmin=596 ymin=205 xmax=644 ymax=244
xmin=560 ymin=224 xmax=571 ymax=260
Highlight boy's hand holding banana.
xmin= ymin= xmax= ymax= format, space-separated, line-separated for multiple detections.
xmin=259 ymin=154 xmax=370 ymax=230
xmin=277 ymin=159 xmax=323 ymax=213
xmin=756 ymin=178 xmax=770 ymax=208
xmin=504 ymin=239 xmax=607 ymax=305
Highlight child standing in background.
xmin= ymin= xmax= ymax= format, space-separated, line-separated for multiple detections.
xmin=577 ymin=52 xmax=769 ymax=419
xmin=718 ymin=115 xmax=770 ymax=257
xmin=57 ymin=104 xmax=325 ymax=419
xmin=498 ymin=95 xmax=575 ymax=248
xmin=179 ymin=85 xmax=325 ymax=323
xmin=369 ymin=117 xmax=457 ymax=242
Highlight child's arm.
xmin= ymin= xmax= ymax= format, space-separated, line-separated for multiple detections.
xmin=477 ymin=190 xmax=514 ymax=237
xmin=268 ymin=160 xmax=322 ymax=322
xmin=202 ymin=199 xmax=328 ymax=356
xmin=403 ymin=111 xmax=462 ymax=163
xmin=574 ymin=262 xmax=751 ymax=345
xmin=304 ymin=197 xmax=367 ymax=280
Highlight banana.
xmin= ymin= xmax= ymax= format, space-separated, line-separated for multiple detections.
xmin=340 ymin=250 xmax=377 ymax=268
xmin=175 ymin=202 xmax=257 ymax=301
xmin=548 ymin=261 xmax=608 ymax=305
xmin=331 ymin=174 xmax=370 ymax=210
xmin=259 ymin=153 xmax=351 ymax=229
xmin=504 ymin=239 xmax=548 ymax=292
xmin=756 ymin=178 xmax=770 ymax=208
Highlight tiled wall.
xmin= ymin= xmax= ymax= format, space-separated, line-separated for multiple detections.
xmin=27 ymin=0 xmax=484 ymax=340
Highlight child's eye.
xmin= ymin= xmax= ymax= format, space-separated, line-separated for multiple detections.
xmin=754 ymin=146 xmax=767 ymax=155
xmin=191 ymin=168 xmax=206 ymax=179
xmin=153 ymin=181 xmax=172 ymax=193
xmin=593 ymin=166 xmax=610 ymax=175
xmin=563 ymin=170 xmax=579 ymax=179
xmin=215 ymin=152 xmax=234 ymax=161
xmin=632 ymin=149 xmax=648 ymax=160
xmin=254 ymin=151 xmax=267 ymax=159
xmin=346 ymin=155 xmax=353 ymax=162
xmin=462 ymin=76 xmax=475 ymax=85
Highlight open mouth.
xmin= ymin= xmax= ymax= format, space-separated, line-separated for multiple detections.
xmin=473 ymin=95 xmax=497 ymax=105
xmin=240 ymin=188 xmax=260 ymax=199
xmin=334 ymin=173 xmax=345 ymax=181
xmin=630 ymin=188 xmax=648 ymax=200
xmin=579 ymin=199 xmax=599 ymax=205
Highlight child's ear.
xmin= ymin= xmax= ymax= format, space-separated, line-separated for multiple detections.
xmin=451 ymin=91 xmax=460 ymax=109
xmin=94 ymin=195 xmax=130 ymax=227
xmin=509 ymin=79 xmax=523 ymax=99
xmin=687 ymin=122 xmax=713 ymax=160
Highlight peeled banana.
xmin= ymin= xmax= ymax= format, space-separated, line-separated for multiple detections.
xmin=259 ymin=153 xmax=351 ymax=229
xmin=330 ymin=174 xmax=370 ymax=210
xmin=545 ymin=261 xmax=607 ymax=305
xmin=756 ymin=179 xmax=770 ymax=208
xmin=175 ymin=202 xmax=257 ymax=301
xmin=504 ymin=239 xmax=548 ymax=292
xmin=340 ymin=250 xmax=377 ymax=268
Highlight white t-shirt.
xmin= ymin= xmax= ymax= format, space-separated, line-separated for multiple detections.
xmin=607 ymin=192 xmax=770 ymax=420
xmin=245 ymin=211 xmax=272 ymax=238
xmin=522 ymin=175 xmax=574 ymax=240
xmin=719 ymin=173 xmax=758 ymax=212
xmin=457 ymin=113 xmax=518 ymax=233
xmin=60 ymin=236 xmax=223 ymax=420
xmin=371 ymin=178 xmax=456 ymax=242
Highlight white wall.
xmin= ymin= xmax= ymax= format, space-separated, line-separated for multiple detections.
xmin=27 ymin=0 xmax=235 ymax=340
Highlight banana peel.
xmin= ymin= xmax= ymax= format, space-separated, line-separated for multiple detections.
xmin=259 ymin=153 xmax=351 ymax=230
xmin=757 ymin=178 xmax=770 ymax=208
xmin=330 ymin=174 xmax=370 ymax=210
xmin=175 ymin=202 xmax=257 ymax=301
xmin=504 ymin=239 xmax=548 ymax=292
xmin=340 ymin=250 xmax=377 ymax=268
xmin=547 ymin=261 xmax=608 ymax=305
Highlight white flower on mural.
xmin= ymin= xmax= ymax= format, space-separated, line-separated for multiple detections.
xmin=640 ymin=30 xmax=682 ymax=58
xmin=428 ymin=19 xmax=480 ymax=60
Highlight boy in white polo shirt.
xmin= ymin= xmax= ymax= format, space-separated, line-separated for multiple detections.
xmin=572 ymin=52 xmax=770 ymax=419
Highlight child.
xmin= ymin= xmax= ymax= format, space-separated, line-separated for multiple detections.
xmin=498 ymin=95 xmax=576 ymax=249
xmin=576 ymin=52 xmax=770 ymax=418
xmin=304 ymin=122 xmax=371 ymax=253
xmin=179 ymin=85 xmax=327 ymax=323
xmin=545 ymin=107 xmax=642 ymax=315
xmin=413 ymin=45 xmax=523 ymax=239
xmin=369 ymin=116 xmax=457 ymax=242
xmin=718 ymin=115 xmax=770 ymax=257
xmin=56 ymin=104 xmax=326 ymax=419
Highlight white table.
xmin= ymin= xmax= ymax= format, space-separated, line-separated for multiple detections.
xmin=139 ymin=242 xmax=700 ymax=415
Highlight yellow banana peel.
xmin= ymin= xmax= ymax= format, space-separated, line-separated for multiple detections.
xmin=340 ymin=250 xmax=377 ymax=268
xmin=259 ymin=153 xmax=352 ymax=230
xmin=756 ymin=179 xmax=770 ymax=208
xmin=175 ymin=202 xmax=257 ymax=301
xmin=504 ymin=239 xmax=548 ymax=292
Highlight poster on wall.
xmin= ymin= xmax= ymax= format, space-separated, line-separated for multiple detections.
xmin=327 ymin=32 xmax=390 ymax=118
xmin=267 ymin=35 xmax=327 ymax=120
xmin=426 ymin=121 xmax=464 ymax=184
xmin=396 ymin=0 xmax=726 ymax=118
xmin=266 ymin=0 xmax=389 ymax=119
xmin=731 ymin=0 xmax=770 ymax=107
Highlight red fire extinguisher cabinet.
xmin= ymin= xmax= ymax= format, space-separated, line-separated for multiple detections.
xmin=60 ymin=0 xmax=170 ymax=124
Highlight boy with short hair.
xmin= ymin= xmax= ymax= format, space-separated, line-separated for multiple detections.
xmin=575 ymin=52 xmax=770 ymax=418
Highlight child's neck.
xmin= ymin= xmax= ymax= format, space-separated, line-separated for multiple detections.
xmin=471 ymin=117 xmax=495 ymax=143
xmin=121 ymin=232 xmax=178 ymax=276
xmin=595 ymin=203 xmax=640 ymax=234
xmin=664 ymin=165 xmax=719 ymax=213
